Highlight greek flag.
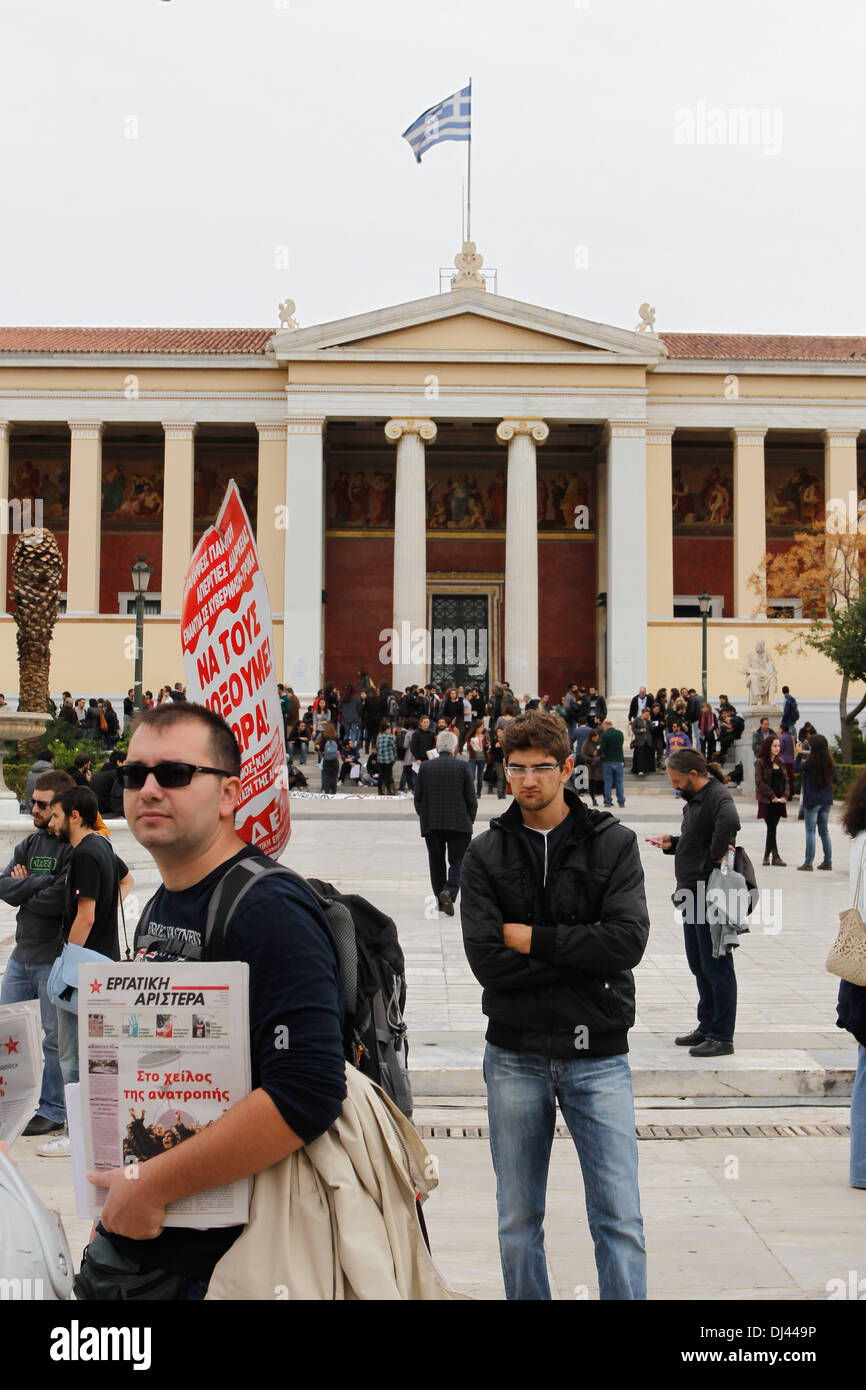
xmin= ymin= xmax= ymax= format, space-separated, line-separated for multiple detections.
xmin=402 ymin=84 xmax=471 ymax=163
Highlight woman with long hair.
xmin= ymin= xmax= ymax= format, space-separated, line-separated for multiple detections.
xmin=794 ymin=733 xmax=835 ymax=870
xmin=755 ymin=735 xmax=788 ymax=866
xmin=317 ymin=721 xmax=341 ymax=795
xmin=698 ymin=702 xmax=718 ymax=760
xmin=837 ymin=769 xmax=866 ymax=1187
xmin=466 ymin=717 xmax=487 ymax=796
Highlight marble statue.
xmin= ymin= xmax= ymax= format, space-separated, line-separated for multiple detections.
xmin=741 ymin=637 xmax=778 ymax=707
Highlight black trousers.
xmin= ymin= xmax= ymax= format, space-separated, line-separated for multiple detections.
xmin=424 ymin=831 xmax=472 ymax=899
xmin=763 ymin=802 xmax=785 ymax=854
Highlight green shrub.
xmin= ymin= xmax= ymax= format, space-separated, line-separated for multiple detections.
xmin=833 ymin=764 xmax=866 ymax=800
xmin=831 ymin=726 xmax=866 ymax=765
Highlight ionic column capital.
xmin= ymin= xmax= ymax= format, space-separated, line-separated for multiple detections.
xmin=822 ymin=428 xmax=860 ymax=448
xmin=385 ymin=418 xmax=438 ymax=444
xmin=69 ymin=421 xmax=104 ymax=441
xmin=162 ymin=422 xmax=198 ymax=441
xmin=256 ymin=422 xmax=288 ymax=442
xmin=646 ymin=425 xmax=676 ymax=446
xmin=730 ymin=427 xmax=768 ymax=447
xmin=496 ymin=419 xmax=549 ymax=445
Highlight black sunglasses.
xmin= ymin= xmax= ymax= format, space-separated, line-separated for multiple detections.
xmin=118 ymin=761 xmax=235 ymax=790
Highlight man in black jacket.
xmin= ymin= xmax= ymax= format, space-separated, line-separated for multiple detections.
xmin=648 ymin=749 xmax=741 ymax=1057
xmin=0 ymin=770 xmax=74 ymax=1136
xmin=414 ymin=730 xmax=477 ymax=915
xmin=460 ymin=711 xmax=649 ymax=1300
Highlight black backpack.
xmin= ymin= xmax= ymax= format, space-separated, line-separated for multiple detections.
xmin=133 ymin=858 xmax=413 ymax=1118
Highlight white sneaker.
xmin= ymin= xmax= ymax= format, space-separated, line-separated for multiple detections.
xmin=36 ymin=1134 xmax=71 ymax=1158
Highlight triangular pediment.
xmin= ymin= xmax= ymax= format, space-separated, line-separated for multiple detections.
xmin=270 ymin=289 xmax=666 ymax=362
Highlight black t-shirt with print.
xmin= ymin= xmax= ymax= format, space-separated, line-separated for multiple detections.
xmin=60 ymin=832 xmax=128 ymax=961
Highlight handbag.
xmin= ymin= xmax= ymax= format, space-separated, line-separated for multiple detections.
xmin=826 ymin=845 xmax=866 ymax=987
xmin=47 ymin=942 xmax=115 ymax=1014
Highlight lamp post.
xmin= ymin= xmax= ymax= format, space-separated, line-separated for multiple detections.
xmin=131 ymin=556 xmax=152 ymax=713
xmin=698 ymin=590 xmax=711 ymax=703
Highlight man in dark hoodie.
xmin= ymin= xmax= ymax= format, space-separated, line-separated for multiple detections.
xmin=0 ymin=769 xmax=74 ymax=1135
xmin=460 ymin=711 xmax=649 ymax=1300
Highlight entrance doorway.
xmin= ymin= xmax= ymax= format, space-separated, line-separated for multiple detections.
xmin=429 ymin=594 xmax=490 ymax=699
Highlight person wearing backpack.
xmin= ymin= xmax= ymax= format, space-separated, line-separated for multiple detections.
xmin=780 ymin=686 xmax=799 ymax=734
xmin=318 ymin=723 xmax=342 ymax=795
xmin=79 ymin=702 xmax=347 ymax=1299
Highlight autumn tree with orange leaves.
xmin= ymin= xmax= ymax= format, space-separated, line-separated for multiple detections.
xmin=749 ymin=520 xmax=866 ymax=763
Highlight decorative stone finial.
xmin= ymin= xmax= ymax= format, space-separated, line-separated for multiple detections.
xmin=278 ymin=298 xmax=298 ymax=330
xmin=452 ymin=241 xmax=485 ymax=290
xmin=636 ymin=302 xmax=656 ymax=334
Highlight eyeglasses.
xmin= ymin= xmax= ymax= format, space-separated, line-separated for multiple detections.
xmin=32 ymin=798 xmax=53 ymax=810
xmin=505 ymin=763 xmax=562 ymax=779
xmin=118 ymin=762 xmax=235 ymax=790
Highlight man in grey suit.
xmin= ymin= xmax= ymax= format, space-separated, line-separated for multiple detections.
xmin=413 ymin=729 xmax=477 ymax=916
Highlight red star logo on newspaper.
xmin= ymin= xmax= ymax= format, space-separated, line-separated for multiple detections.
xmin=3 ymin=1037 xmax=19 ymax=1054
xmin=90 ymin=978 xmax=102 ymax=994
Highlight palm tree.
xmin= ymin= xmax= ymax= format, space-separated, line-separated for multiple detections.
xmin=11 ymin=526 xmax=63 ymax=712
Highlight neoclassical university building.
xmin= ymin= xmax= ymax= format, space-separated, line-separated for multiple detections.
xmin=1 ymin=248 xmax=864 ymax=722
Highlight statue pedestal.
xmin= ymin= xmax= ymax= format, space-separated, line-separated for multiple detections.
xmin=733 ymin=704 xmax=782 ymax=798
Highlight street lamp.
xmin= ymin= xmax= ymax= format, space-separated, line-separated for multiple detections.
xmin=131 ymin=556 xmax=152 ymax=713
xmin=697 ymin=590 xmax=711 ymax=702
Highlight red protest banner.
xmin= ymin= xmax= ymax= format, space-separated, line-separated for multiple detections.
xmin=180 ymin=480 xmax=291 ymax=857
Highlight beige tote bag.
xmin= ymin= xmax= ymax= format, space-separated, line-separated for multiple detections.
xmin=826 ymin=844 xmax=866 ymax=987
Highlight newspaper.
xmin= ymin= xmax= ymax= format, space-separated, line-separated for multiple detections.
xmin=0 ymin=998 xmax=43 ymax=1146
xmin=78 ymin=961 xmax=251 ymax=1228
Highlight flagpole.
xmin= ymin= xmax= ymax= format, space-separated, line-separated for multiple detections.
xmin=466 ymin=76 xmax=472 ymax=241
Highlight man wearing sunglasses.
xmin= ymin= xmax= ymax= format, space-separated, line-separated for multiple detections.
xmin=79 ymin=702 xmax=346 ymax=1299
xmin=459 ymin=710 xmax=650 ymax=1300
xmin=0 ymin=770 xmax=75 ymax=1137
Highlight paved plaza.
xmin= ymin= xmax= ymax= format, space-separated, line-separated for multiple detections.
xmin=3 ymin=780 xmax=863 ymax=1300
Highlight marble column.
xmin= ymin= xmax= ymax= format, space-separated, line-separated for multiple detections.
xmin=66 ymin=421 xmax=103 ymax=614
xmin=256 ymin=423 xmax=288 ymax=614
xmin=385 ymin=418 xmax=436 ymax=690
xmin=283 ymin=416 xmax=326 ymax=698
xmin=823 ymin=428 xmax=860 ymax=602
xmin=160 ymin=423 xmax=197 ymax=616
xmin=604 ymin=421 xmax=648 ymax=715
xmin=646 ymin=426 xmax=675 ymax=619
xmin=731 ymin=428 xmax=767 ymax=616
xmin=497 ymin=419 xmax=549 ymax=698
xmin=0 ymin=422 xmax=9 ymax=613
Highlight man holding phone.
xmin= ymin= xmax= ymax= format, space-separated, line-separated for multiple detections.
xmin=648 ymin=750 xmax=740 ymax=1058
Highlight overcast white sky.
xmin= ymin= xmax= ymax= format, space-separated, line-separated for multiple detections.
xmin=1 ymin=0 xmax=864 ymax=336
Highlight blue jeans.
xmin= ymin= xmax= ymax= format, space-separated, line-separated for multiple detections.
xmin=0 ymin=958 xmax=66 ymax=1123
xmin=57 ymin=1001 xmax=79 ymax=1088
xmin=804 ymin=804 xmax=832 ymax=866
xmin=483 ymin=1044 xmax=646 ymax=1300
xmin=602 ymin=762 xmax=625 ymax=807
xmin=851 ymin=1045 xmax=866 ymax=1188
xmin=292 ymin=740 xmax=307 ymax=765
xmin=682 ymin=911 xmax=737 ymax=1044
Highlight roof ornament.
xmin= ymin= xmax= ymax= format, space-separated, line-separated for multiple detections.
xmin=636 ymin=302 xmax=656 ymax=334
xmin=278 ymin=299 xmax=298 ymax=331
xmin=451 ymin=241 xmax=486 ymax=291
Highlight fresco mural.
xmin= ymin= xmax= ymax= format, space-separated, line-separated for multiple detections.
xmin=9 ymin=456 xmax=71 ymax=527
xmin=102 ymin=458 xmax=163 ymax=529
xmin=325 ymin=462 xmax=595 ymax=532
xmin=764 ymin=459 xmax=824 ymax=533
xmin=672 ymin=461 xmax=734 ymax=532
xmin=194 ymin=456 xmax=258 ymax=529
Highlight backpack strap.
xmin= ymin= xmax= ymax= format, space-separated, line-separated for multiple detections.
xmin=202 ymin=858 xmax=358 ymax=1019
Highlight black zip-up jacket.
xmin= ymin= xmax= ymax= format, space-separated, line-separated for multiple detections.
xmin=664 ymin=778 xmax=741 ymax=892
xmin=460 ymin=789 xmax=650 ymax=1057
